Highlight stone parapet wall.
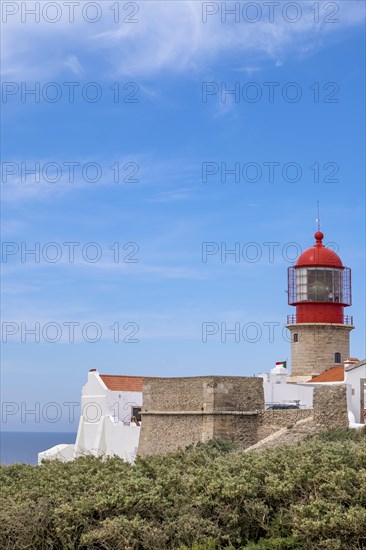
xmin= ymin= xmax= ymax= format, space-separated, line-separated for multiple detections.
xmin=142 ymin=378 xmax=206 ymax=412
xmin=313 ymin=385 xmax=349 ymax=428
xmin=258 ymin=409 xmax=313 ymax=441
xmin=138 ymin=376 xmax=264 ymax=456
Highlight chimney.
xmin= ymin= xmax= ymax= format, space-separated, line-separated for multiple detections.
xmin=344 ymin=358 xmax=359 ymax=369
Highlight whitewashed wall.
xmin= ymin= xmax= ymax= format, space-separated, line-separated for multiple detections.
xmin=39 ymin=370 xmax=143 ymax=464
xmin=345 ymin=361 xmax=366 ymax=424
xmin=263 ymin=380 xmax=313 ymax=408
xmin=74 ymin=371 xmax=143 ymax=462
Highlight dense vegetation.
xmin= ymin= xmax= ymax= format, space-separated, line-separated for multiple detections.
xmin=1 ymin=429 xmax=365 ymax=549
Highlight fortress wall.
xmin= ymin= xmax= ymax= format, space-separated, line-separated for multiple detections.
xmin=138 ymin=377 xmax=350 ymax=458
xmin=138 ymin=376 xmax=264 ymax=457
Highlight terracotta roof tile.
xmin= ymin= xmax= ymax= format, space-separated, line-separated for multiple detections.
xmin=100 ymin=374 xmax=151 ymax=392
xmin=307 ymin=365 xmax=344 ymax=383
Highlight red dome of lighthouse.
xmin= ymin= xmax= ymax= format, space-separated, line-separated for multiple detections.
xmin=296 ymin=231 xmax=343 ymax=268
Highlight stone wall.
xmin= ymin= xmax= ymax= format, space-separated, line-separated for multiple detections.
xmin=138 ymin=376 xmax=351 ymax=458
xmin=258 ymin=409 xmax=313 ymax=440
xmin=213 ymin=415 xmax=260 ymax=447
xmin=313 ymin=385 xmax=349 ymax=428
xmin=286 ymin=323 xmax=352 ymax=378
xmin=138 ymin=376 xmax=264 ymax=457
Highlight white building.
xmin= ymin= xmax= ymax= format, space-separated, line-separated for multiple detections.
xmin=38 ymin=369 xmax=146 ymax=464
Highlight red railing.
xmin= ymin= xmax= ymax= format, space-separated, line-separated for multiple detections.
xmin=286 ymin=314 xmax=354 ymax=325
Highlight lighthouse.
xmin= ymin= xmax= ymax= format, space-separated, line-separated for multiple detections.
xmin=286 ymin=230 xmax=354 ymax=382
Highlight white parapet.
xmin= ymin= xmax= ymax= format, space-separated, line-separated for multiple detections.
xmin=74 ymin=415 xmax=140 ymax=463
xmin=38 ymin=443 xmax=75 ymax=465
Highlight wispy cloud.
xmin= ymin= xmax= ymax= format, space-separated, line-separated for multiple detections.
xmin=1 ymin=1 xmax=364 ymax=79
xmin=63 ymin=55 xmax=84 ymax=76
xmin=0 ymin=156 xmax=201 ymax=203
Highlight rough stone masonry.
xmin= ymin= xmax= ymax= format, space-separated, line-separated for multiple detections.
xmin=138 ymin=378 xmax=352 ymax=457
xmin=138 ymin=376 xmax=264 ymax=456
xmin=313 ymin=385 xmax=349 ymax=429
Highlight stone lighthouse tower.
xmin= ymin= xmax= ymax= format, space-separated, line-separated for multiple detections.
xmin=286 ymin=230 xmax=354 ymax=382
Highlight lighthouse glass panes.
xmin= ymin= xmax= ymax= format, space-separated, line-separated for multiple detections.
xmin=296 ymin=267 xmax=343 ymax=302
xmin=296 ymin=268 xmax=343 ymax=302
xmin=288 ymin=266 xmax=351 ymax=305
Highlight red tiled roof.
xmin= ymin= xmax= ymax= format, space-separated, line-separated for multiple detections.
xmin=307 ymin=365 xmax=344 ymax=383
xmin=99 ymin=374 xmax=150 ymax=392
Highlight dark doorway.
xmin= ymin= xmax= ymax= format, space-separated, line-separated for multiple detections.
xmin=132 ymin=407 xmax=142 ymax=422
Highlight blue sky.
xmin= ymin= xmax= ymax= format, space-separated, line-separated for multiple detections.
xmin=1 ymin=0 xmax=365 ymax=431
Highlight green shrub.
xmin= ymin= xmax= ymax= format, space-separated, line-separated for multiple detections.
xmin=0 ymin=434 xmax=365 ymax=549
xmin=309 ymin=426 xmax=366 ymax=443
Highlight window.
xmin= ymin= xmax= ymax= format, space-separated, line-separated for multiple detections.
xmin=132 ymin=407 xmax=142 ymax=422
xmin=293 ymin=333 xmax=298 ymax=343
xmin=334 ymin=352 xmax=341 ymax=364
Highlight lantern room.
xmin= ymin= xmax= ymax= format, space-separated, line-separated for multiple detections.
xmin=287 ymin=231 xmax=352 ymax=324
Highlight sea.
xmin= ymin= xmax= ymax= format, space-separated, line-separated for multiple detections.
xmin=0 ymin=432 xmax=77 ymax=466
